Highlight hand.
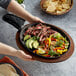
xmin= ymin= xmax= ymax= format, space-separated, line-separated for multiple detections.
xmin=16 ymin=50 xmax=34 ymax=61
xmin=28 ymin=16 xmax=44 ymax=23
xmin=0 ymin=43 xmax=34 ymax=61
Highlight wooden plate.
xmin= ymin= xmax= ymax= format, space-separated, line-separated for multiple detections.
xmin=40 ymin=0 xmax=73 ymax=15
xmin=16 ymin=24 xmax=74 ymax=63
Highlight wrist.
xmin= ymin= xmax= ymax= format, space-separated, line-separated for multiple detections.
xmin=4 ymin=48 xmax=18 ymax=57
xmin=25 ymin=14 xmax=35 ymax=23
xmin=10 ymin=49 xmax=18 ymax=57
xmin=0 ymin=42 xmax=18 ymax=56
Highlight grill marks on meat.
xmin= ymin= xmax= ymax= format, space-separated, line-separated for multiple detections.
xmin=24 ymin=23 xmax=56 ymax=41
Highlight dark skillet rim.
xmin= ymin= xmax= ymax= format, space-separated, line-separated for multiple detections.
xmin=0 ymin=62 xmax=23 ymax=76
xmin=20 ymin=23 xmax=70 ymax=59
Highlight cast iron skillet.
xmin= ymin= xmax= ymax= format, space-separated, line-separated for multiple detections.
xmin=0 ymin=62 xmax=23 ymax=76
xmin=2 ymin=14 xmax=70 ymax=59
xmin=19 ymin=23 xmax=70 ymax=59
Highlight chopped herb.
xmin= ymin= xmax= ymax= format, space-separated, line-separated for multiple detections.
xmin=15 ymin=0 xmax=24 ymax=4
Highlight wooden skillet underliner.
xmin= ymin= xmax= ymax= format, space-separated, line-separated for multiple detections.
xmin=16 ymin=25 xmax=74 ymax=63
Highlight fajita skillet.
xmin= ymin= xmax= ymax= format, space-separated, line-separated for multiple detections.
xmin=3 ymin=14 xmax=74 ymax=60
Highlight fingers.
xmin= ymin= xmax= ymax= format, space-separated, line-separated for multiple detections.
xmin=20 ymin=50 xmax=32 ymax=59
xmin=17 ymin=50 xmax=35 ymax=61
xmin=37 ymin=19 xmax=44 ymax=23
xmin=20 ymin=51 xmax=35 ymax=61
xmin=36 ymin=17 xmax=44 ymax=23
xmin=22 ymin=58 xmax=35 ymax=61
xmin=39 ymin=20 xmax=44 ymax=23
xmin=29 ymin=16 xmax=44 ymax=24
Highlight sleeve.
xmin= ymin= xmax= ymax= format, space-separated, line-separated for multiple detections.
xmin=0 ymin=0 xmax=11 ymax=9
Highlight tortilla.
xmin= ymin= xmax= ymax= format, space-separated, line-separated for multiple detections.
xmin=0 ymin=64 xmax=19 ymax=76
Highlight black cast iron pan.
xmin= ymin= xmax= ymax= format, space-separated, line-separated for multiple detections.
xmin=2 ymin=14 xmax=72 ymax=59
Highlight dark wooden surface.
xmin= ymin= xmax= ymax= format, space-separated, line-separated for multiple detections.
xmin=16 ymin=30 xmax=74 ymax=63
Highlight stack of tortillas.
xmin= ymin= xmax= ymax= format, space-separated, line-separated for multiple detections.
xmin=0 ymin=64 xmax=19 ymax=76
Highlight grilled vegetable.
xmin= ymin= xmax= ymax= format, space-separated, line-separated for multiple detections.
xmin=48 ymin=49 xmax=60 ymax=56
xmin=57 ymin=49 xmax=68 ymax=54
xmin=25 ymin=37 xmax=39 ymax=49
xmin=24 ymin=35 xmax=31 ymax=41
xmin=32 ymin=36 xmax=40 ymax=40
xmin=46 ymin=38 xmax=51 ymax=46
xmin=25 ymin=39 xmax=31 ymax=48
xmin=37 ymin=48 xmax=46 ymax=54
xmin=29 ymin=40 xmax=34 ymax=49
xmin=33 ymin=41 xmax=39 ymax=49
xmin=53 ymin=33 xmax=62 ymax=39
xmin=55 ymin=40 xmax=64 ymax=47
